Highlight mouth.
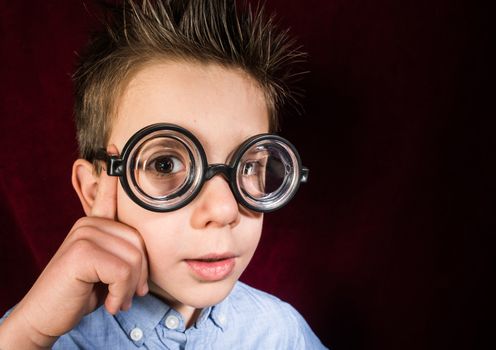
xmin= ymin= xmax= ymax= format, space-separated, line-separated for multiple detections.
xmin=185 ymin=253 xmax=236 ymax=282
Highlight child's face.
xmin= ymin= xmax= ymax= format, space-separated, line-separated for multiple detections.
xmin=108 ymin=61 xmax=269 ymax=310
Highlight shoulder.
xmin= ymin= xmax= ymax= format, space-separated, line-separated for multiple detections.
xmin=229 ymin=281 xmax=299 ymax=321
xmin=229 ymin=281 xmax=312 ymax=327
xmin=1 ymin=305 xmax=122 ymax=349
xmin=229 ymin=280 xmax=285 ymax=308
xmin=224 ymin=281 xmax=328 ymax=349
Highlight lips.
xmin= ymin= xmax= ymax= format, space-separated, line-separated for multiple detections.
xmin=185 ymin=253 xmax=236 ymax=281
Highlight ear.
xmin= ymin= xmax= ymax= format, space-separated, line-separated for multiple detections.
xmin=71 ymin=159 xmax=98 ymax=216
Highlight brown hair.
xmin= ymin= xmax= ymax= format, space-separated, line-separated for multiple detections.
xmin=73 ymin=0 xmax=306 ymax=168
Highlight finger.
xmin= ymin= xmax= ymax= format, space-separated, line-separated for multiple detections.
xmin=72 ymin=240 xmax=137 ymax=315
xmin=102 ymin=262 xmax=136 ymax=315
xmin=90 ymin=144 xmax=119 ymax=219
xmin=68 ymin=222 xmax=149 ymax=296
xmin=103 ymin=259 xmax=139 ymax=315
xmin=135 ymin=249 xmax=149 ymax=296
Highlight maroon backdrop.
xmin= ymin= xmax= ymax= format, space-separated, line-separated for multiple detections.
xmin=0 ymin=1 xmax=492 ymax=349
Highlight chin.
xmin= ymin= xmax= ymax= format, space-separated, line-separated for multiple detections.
xmin=157 ymin=277 xmax=238 ymax=309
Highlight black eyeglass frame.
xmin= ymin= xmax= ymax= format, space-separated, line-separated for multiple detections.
xmin=95 ymin=123 xmax=309 ymax=213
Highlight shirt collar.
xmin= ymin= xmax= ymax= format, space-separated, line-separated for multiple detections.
xmin=114 ymin=289 xmax=233 ymax=344
xmin=208 ymin=296 xmax=231 ymax=332
xmin=114 ymin=293 xmax=170 ymax=346
xmin=192 ymin=297 xmax=230 ymax=332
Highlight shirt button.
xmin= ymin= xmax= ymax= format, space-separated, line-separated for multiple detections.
xmin=218 ymin=314 xmax=227 ymax=325
xmin=130 ymin=327 xmax=143 ymax=341
xmin=165 ymin=315 xmax=180 ymax=330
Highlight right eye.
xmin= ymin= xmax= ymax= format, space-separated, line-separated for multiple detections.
xmin=147 ymin=155 xmax=185 ymax=176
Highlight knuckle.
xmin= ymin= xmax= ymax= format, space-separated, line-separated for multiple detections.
xmin=114 ymin=262 xmax=133 ymax=281
xmin=128 ymin=248 xmax=142 ymax=266
xmin=69 ymin=222 xmax=96 ymax=240
xmin=71 ymin=218 xmax=81 ymax=230
xmin=126 ymin=228 xmax=145 ymax=251
xmin=73 ymin=217 xmax=88 ymax=228
xmin=68 ymin=239 xmax=95 ymax=260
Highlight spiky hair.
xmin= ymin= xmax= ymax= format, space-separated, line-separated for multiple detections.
xmin=73 ymin=0 xmax=306 ymax=165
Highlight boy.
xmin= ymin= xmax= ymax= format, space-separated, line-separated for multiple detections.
xmin=0 ymin=0 xmax=327 ymax=348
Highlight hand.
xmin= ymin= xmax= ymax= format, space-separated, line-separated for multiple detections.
xmin=0 ymin=147 xmax=149 ymax=349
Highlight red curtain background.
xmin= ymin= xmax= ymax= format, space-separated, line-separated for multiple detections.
xmin=0 ymin=1 xmax=491 ymax=349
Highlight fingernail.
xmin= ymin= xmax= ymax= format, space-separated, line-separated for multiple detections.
xmin=141 ymin=283 xmax=149 ymax=295
xmin=105 ymin=297 xmax=120 ymax=315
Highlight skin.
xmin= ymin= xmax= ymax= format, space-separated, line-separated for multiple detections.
xmin=0 ymin=61 xmax=269 ymax=349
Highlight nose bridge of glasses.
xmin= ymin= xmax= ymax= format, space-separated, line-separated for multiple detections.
xmin=204 ymin=163 xmax=232 ymax=182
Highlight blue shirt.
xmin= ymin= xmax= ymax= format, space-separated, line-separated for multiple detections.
xmin=1 ymin=281 xmax=328 ymax=349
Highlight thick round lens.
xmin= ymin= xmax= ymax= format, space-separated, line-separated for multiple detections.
xmin=236 ymin=138 xmax=300 ymax=211
xmin=133 ymin=137 xmax=191 ymax=198
xmin=239 ymin=150 xmax=285 ymax=198
xmin=122 ymin=126 xmax=205 ymax=212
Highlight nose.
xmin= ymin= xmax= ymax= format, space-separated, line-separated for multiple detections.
xmin=190 ymin=174 xmax=240 ymax=229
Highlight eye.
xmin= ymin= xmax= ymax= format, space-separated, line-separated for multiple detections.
xmin=148 ymin=155 xmax=184 ymax=175
xmin=242 ymin=160 xmax=263 ymax=176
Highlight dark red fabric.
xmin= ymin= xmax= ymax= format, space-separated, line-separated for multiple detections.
xmin=0 ymin=1 xmax=491 ymax=349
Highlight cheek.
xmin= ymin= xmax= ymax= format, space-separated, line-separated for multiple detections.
xmin=116 ymin=184 xmax=140 ymax=225
xmin=238 ymin=214 xmax=264 ymax=255
xmin=116 ymin=183 xmax=263 ymax=263
xmin=116 ymin=185 xmax=188 ymax=253
xmin=116 ymin=185 xmax=168 ymax=240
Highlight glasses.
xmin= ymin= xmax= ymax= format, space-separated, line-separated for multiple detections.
xmin=96 ymin=123 xmax=309 ymax=213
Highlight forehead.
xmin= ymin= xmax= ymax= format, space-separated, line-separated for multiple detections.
xmin=110 ymin=60 xmax=270 ymax=160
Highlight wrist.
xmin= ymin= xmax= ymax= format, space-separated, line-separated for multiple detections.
xmin=0 ymin=308 xmax=58 ymax=350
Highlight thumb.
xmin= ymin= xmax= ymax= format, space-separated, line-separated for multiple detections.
xmin=90 ymin=144 xmax=119 ymax=219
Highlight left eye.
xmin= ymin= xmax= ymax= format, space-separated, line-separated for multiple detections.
xmin=242 ymin=161 xmax=262 ymax=176
xmin=148 ymin=155 xmax=184 ymax=175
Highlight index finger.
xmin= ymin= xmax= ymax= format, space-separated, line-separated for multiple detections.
xmin=91 ymin=144 xmax=119 ymax=219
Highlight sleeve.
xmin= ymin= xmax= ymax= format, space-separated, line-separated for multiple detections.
xmin=0 ymin=307 xmax=15 ymax=326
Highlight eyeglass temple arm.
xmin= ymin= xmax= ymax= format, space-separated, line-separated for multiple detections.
xmin=95 ymin=149 xmax=124 ymax=176
xmin=301 ymin=167 xmax=309 ymax=183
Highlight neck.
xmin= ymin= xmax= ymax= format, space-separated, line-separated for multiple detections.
xmin=148 ymin=281 xmax=202 ymax=328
